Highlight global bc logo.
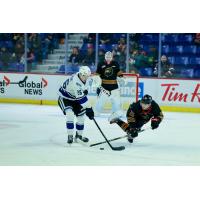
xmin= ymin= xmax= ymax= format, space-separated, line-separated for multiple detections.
xmin=19 ymin=77 xmax=48 ymax=95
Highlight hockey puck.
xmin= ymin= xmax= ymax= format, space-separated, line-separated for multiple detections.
xmin=100 ymin=147 xmax=104 ymax=150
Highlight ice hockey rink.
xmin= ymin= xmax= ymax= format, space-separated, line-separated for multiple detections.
xmin=0 ymin=103 xmax=200 ymax=166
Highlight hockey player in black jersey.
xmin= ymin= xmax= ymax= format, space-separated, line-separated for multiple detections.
xmin=94 ymin=51 xmax=125 ymax=120
xmin=109 ymin=94 xmax=164 ymax=143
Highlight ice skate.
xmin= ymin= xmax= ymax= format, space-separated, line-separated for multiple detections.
xmin=67 ymin=135 xmax=73 ymax=144
xmin=75 ymin=132 xmax=89 ymax=143
xmin=108 ymin=111 xmax=123 ymax=123
xmin=109 ymin=117 xmax=120 ymax=124
xmin=127 ymin=134 xmax=133 ymax=143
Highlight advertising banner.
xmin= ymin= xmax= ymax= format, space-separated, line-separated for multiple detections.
xmin=1 ymin=73 xmax=200 ymax=109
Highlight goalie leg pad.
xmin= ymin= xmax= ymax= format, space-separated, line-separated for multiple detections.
xmin=110 ymin=89 xmax=121 ymax=113
xmin=95 ymin=91 xmax=108 ymax=113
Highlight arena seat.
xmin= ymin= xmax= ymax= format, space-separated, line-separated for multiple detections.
xmin=183 ymin=45 xmax=197 ymax=55
xmin=180 ymin=68 xmax=194 ymax=78
xmin=189 ymin=57 xmax=200 ymax=66
xmin=162 ymin=45 xmax=170 ymax=54
xmin=194 ymin=69 xmax=200 ymax=78
xmin=178 ymin=34 xmax=193 ymax=43
xmin=167 ymin=56 xmax=175 ymax=65
xmin=174 ymin=57 xmax=189 ymax=66
xmin=162 ymin=34 xmax=179 ymax=44
xmin=171 ymin=45 xmax=184 ymax=54
xmin=139 ymin=67 xmax=153 ymax=76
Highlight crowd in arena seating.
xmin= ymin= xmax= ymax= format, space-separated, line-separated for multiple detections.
xmin=0 ymin=33 xmax=62 ymax=72
xmin=1 ymin=33 xmax=200 ymax=78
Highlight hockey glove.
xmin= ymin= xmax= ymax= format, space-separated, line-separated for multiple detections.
xmin=127 ymin=127 xmax=140 ymax=138
xmin=96 ymin=87 xmax=101 ymax=96
xmin=83 ymin=90 xmax=88 ymax=95
xmin=151 ymin=117 xmax=161 ymax=130
xmin=86 ymin=107 xmax=94 ymax=120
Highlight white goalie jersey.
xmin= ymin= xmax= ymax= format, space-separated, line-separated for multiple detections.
xmin=59 ymin=73 xmax=91 ymax=108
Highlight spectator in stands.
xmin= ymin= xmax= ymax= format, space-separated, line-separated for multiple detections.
xmin=148 ymin=45 xmax=158 ymax=68
xmin=83 ymin=33 xmax=96 ymax=45
xmin=99 ymin=33 xmax=113 ymax=44
xmin=28 ymin=33 xmax=42 ymax=63
xmin=129 ymin=33 xmax=141 ymax=51
xmin=129 ymin=50 xmax=139 ymax=74
xmin=129 ymin=50 xmax=149 ymax=73
xmin=0 ymin=47 xmax=12 ymax=71
xmin=44 ymin=33 xmax=56 ymax=54
xmin=98 ymin=49 xmax=105 ymax=63
xmin=57 ymin=33 xmax=65 ymax=44
xmin=154 ymin=55 xmax=175 ymax=78
xmin=12 ymin=33 xmax=24 ymax=45
xmin=68 ymin=47 xmax=83 ymax=67
xmin=82 ymin=45 xmax=95 ymax=66
xmin=111 ymin=36 xmax=127 ymax=71
xmin=14 ymin=42 xmax=24 ymax=62
xmin=194 ymin=33 xmax=200 ymax=45
xmin=20 ymin=48 xmax=35 ymax=72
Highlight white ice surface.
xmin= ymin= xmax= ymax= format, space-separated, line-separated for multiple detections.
xmin=0 ymin=103 xmax=199 ymax=165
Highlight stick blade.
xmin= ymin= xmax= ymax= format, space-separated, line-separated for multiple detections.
xmin=112 ymin=146 xmax=125 ymax=151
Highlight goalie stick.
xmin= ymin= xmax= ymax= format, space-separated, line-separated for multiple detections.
xmin=90 ymin=127 xmax=151 ymax=147
xmin=93 ymin=118 xmax=125 ymax=151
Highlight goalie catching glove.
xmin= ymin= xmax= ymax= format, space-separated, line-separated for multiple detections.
xmin=151 ymin=117 xmax=161 ymax=130
xmin=86 ymin=107 xmax=94 ymax=120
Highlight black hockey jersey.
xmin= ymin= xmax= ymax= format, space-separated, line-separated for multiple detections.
xmin=126 ymin=100 xmax=164 ymax=126
xmin=96 ymin=60 xmax=122 ymax=91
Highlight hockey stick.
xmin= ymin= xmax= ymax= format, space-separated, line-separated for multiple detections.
xmin=93 ymin=118 xmax=125 ymax=151
xmin=90 ymin=127 xmax=151 ymax=147
xmin=9 ymin=76 xmax=28 ymax=85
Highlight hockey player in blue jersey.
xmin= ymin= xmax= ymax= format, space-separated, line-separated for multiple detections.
xmin=58 ymin=66 xmax=94 ymax=144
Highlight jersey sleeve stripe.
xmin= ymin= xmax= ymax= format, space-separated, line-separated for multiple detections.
xmin=78 ymin=96 xmax=88 ymax=104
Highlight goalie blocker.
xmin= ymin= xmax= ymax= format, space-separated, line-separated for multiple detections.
xmin=109 ymin=94 xmax=164 ymax=143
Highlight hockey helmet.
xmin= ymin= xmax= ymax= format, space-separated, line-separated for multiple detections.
xmin=79 ymin=66 xmax=91 ymax=77
xmin=141 ymin=94 xmax=152 ymax=104
xmin=105 ymin=51 xmax=113 ymax=62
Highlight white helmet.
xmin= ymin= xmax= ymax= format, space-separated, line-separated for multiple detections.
xmin=79 ymin=66 xmax=91 ymax=77
xmin=105 ymin=51 xmax=113 ymax=62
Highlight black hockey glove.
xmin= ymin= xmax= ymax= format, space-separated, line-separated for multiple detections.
xmin=127 ymin=127 xmax=140 ymax=138
xmin=151 ymin=117 xmax=161 ymax=130
xmin=86 ymin=107 xmax=94 ymax=120
xmin=96 ymin=87 xmax=101 ymax=96
xmin=83 ymin=90 xmax=88 ymax=95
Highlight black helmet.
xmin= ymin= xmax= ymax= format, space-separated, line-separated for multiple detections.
xmin=141 ymin=94 xmax=152 ymax=104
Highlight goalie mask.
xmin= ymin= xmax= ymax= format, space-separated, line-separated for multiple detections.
xmin=79 ymin=66 xmax=91 ymax=82
xmin=105 ymin=51 xmax=113 ymax=62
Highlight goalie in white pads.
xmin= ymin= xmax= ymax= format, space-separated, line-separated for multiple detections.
xmin=58 ymin=66 xmax=94 ymax=144
xmin=94 ymin=51 xmax=125 ymax=120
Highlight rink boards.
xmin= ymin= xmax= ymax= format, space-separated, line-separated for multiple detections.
xmin=0 ymin=73 xmax=200 ymax=112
